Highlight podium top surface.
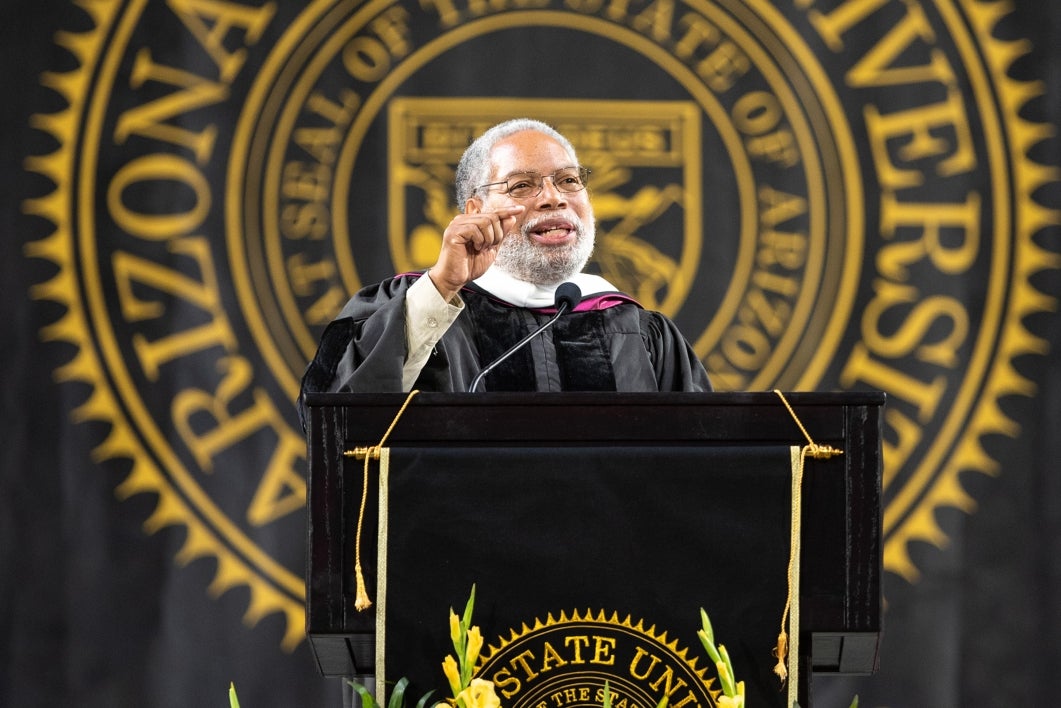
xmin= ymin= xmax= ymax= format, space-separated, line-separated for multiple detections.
xmin=302 ymin=390 xmax=886 ymax=446
xmin=303 ymin=390 xmax=886 ymax=406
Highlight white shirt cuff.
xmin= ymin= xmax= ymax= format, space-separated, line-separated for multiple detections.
xmin=403 ymin=274 xmax=463 ymax=389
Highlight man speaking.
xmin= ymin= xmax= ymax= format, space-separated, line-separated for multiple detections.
xmin=300 ymin=118 xmax=711 ymax=403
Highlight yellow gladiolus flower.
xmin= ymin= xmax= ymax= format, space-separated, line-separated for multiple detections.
xmin=465 ymin=626 xmax=483 ymax=667
xmin=442 ymin=654 xmax=461 ymax=697
xmin=456 ymin=679 xmax=501 ymax=708
xmin=450 ymin=609 xmax=461 ymax=645
xmin=716 ymin=696 xmax=744 ymax=708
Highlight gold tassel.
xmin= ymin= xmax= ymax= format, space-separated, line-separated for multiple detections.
xmin=771 ymin=391 xmax=845 ymax=696
xmin=343 ymin=390 xmax=420 ymax=612
xmin=350 ymin=451 xmax=376 ymax=611
xmin=354 ymin=561 xmax=372 ymax=611
xmin=773 ymin=630 xmax=788 ymax=682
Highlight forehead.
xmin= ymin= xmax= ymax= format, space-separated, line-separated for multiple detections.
xmin=488 ymin=130 xmax=576 ymax=177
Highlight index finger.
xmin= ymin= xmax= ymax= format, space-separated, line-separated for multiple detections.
xmin=483 ymin=205 xmax=526 ymax=217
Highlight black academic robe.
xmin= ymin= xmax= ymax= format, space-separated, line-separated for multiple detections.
xmin=300 ymin=273 xmax=711 ymax=406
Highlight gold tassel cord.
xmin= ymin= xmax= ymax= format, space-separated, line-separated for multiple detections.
xmin=772 ymin=389 xmax=844 ymax=462
xmin=343 ymin=390 xmax=420 ymax=611
xmin=771 ymin=390 xmax=843 ymax=704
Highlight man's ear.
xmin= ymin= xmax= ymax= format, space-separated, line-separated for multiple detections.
xmin=465 ymin=197 xmax=482 ymax=214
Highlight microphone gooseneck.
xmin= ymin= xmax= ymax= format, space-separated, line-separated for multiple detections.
xmin=468 ymin=282 xmax=583 ymax=392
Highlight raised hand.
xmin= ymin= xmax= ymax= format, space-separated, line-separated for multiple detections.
xmin=427 ymin=205 xmax=525 ymax=300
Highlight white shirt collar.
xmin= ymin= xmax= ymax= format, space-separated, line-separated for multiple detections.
xmin=473 ymin=268 xmax=618 ymax=308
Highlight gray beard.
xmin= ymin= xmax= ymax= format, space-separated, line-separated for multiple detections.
xmin=493 ymin=214 xmax=596 ymax=286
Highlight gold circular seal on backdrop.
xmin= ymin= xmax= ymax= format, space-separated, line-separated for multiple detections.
xmin=24 ymin=0 xmax=1059 ymax=650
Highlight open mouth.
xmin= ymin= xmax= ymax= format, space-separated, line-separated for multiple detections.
xmin=528 ymin=218 xmax=576 ymax=244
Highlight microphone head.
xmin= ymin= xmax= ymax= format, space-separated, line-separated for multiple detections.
xmin=554 ymin=282 xmax=583 ymax=312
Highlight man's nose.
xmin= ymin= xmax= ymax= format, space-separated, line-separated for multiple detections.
xmin=534 ymin=176 xmax=568 ymax=208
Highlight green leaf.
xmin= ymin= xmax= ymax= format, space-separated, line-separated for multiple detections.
xmin=388 ymin=677 xmax=410 ymax=708
xmin=699 ymin=608 xmax=716 ymax=645
xmin=229 ymin=682 xmax=240 ymax=708
xmin=461 ymin=585 xmax=477 ymax=631
xmin=717 ymin=645 xmax=736 ymax=696
xmin=414 ymin=689 xmax=437 ymax=708
xmin=697 ymin=628 xmax=722 ymax=666
xmin=349 ymin=680 xmax=378 ymax=708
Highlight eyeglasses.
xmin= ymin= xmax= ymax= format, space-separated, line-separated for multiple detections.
xmin=477 ymin=167 xmax=591 ymax=199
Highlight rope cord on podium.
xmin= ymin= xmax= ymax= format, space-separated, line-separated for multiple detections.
xmin=343 ymin=389 xmax=420 ymax=611
xmin=772 ymin=390 xmax=843 ymax=706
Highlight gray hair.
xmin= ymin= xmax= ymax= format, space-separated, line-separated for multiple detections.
xmin=454 ymin=119 xmax=579 ymax=211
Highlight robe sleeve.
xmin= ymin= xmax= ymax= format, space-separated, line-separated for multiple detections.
xmin=640 ymin=310 xmax=714 ymax=392
xmin=298 ymin=277 xmax=416 ymax=424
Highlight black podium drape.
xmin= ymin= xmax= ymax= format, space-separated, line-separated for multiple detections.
xmin=371 ymin=444 xmax=794 ymax=708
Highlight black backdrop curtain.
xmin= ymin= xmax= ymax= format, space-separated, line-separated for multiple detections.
xmin=2 ymin=1 xmax=1060 ymax=706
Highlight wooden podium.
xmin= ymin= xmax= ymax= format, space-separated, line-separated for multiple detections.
xmin=304 ymin=392 xmax=883 ymax=707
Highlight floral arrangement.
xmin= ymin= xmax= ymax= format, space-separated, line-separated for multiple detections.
xmin=440 ymin=585 xmax=500 ymax=708
xmin=399 ymin=587 xmax=744 ymax=708
xmin=228 ymin=586 xmax=858 ymax=708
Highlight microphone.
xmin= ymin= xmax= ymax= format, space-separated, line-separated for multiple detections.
xmin=468 ymin=282 xmax=582 ymax=392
